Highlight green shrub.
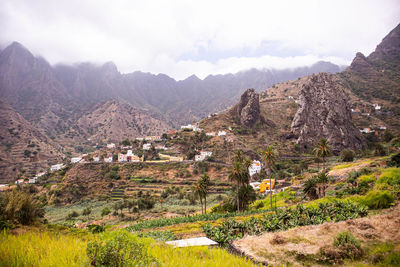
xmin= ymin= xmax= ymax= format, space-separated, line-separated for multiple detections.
xmin=86 ymin=231 xmax=158 ymax=266
xmin=87 ymin=224 xmax=105 ymax=234
xmin=333 ymin=231 xmax=360 ymax=248
xmin=101 ymin=207 xmax=111 ymax=217
xmin=109 ymin=171 xmax=120 ymax=180
xmin=0 ymin=189 xmax=44 ymax=226
xmin=387 ymin=153 xmax=400 ymax=167
xmin=340 ymin=149 xmax=355 ymax=162
xmin=66 ymin=211 xmax=79 ymax=220
xmin=320 ymin=231 xmax=363 ymax=263
xmin=112 ymin=165 xmax=119 ymax=172
xmin=357 ymin=174 xmax=376 ymax=194
xmin=359 ymin=190 xmax=394 ymax=209
xmin=377 ymin=168 xmax=400 ymax=186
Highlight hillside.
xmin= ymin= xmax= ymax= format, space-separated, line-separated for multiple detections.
xmin=0 ymin=99 xmax=63 ymax=182
xmin=76 ymin=100 xmax=171 ymax=143
xmin=340 ymin=23 xmax=400 ymax=129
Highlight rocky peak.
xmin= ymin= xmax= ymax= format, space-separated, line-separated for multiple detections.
xmin=232 ymin=88 xmax=262 ymax=128
xmin=290 ymin=73 xmax=365 ymax=154
xmin=369 ymin=23 xmax=400 ymax=61
xmin=348 ymin=52 xmax=372 ymax=73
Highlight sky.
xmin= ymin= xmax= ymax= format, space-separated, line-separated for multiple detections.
xmin=0 ymin=0 xmax=399 ymax=80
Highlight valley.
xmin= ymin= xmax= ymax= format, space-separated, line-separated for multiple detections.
xmin=0 ymin=13 xmax=399 ymax=267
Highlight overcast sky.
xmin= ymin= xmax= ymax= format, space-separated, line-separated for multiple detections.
xmin=0 ymin=0 xmax=399 ymax=80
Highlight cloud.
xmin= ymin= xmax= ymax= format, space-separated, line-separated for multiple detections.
xmin=0 ymin=0 xmax=399 ymax=79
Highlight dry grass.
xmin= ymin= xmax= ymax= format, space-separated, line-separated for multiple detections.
xmin=233 ymin=204 xmax=400 ymax=266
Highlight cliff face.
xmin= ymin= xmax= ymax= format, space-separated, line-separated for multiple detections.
xmin=291 ymin=73 xmax=365 ymax=154
xmin=232 ymin=88 xmax=262 ymax=128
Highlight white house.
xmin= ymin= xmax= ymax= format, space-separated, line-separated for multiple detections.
xmin=155 ymin=144 xmax=166 ymax=150
xmin=360 ymin=128 xmax=373 ymax=134
xmin=249 ymin=160 xmax=262 ymax=176
xmin=379 ymin=126 xmax=387 ymax=130
xmin=218 ymin=131 xmax=227 ymax=136
xmin=250 ymin=182 xmax=261 ymax=191
xmin=71 ymin=157 xmax=82 ymax=164
xmin=181 ymin=124 xmax=193 ymax=130
xmin=15 ymin=179 xmax=25 ymax=185
xmin=206 ymin=132 xmax=216 ymax=136
xmin=136 ymin=137 xmax=144 ymax=141
xmin=143 ymin=143 xmax=151 ymax=150
xmin=36 ymin=172 xmax=46 ymax=177
xmin=93 ymin=157 xmax=100 ymax=162
xmin=28 ymin=177 xmax=37 ymax=184
xmin=373 ymin=104 xmax=382 ymax=110
xmin=195 ymin=151 xmax=213 ymax=161
xmin=50 ymin=164 xmax=64 ymax=172
xmin=121 ymin=145 xmax=132 ymax=150
xmin=107 ymin=143 xmax=116 ymax=149
xmin=104 ymin=157 xmax=113 ymax=163
xmin=118 ymin=153 xmax=128 ymax=162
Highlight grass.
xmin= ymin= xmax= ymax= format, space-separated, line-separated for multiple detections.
xmin=0 ymin=230 xmax=88 ymax=267
xmin=0 ymin=230 xmax=257 ymax=267
xmin=150 ymin=244 xmax=258 ymax=267
xmin=45 ymin=200 xmax=111 ymax=224
xmin=249 ymin=188 xmax=298 ymax=210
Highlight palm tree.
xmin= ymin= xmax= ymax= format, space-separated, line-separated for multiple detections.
xmin=200 ymin=173 xmax=210 ymax=214
xmin=229 ymin=161 xmax=244 ymax=212
xmin=313 ymin=138 xmax=331 ymax=170
xmin=234 ymin=149 xmax=244 ymax=164
xmin=193 ymin=183 xmax=204 ymax=214
xmin=263 ymin=145 xmax=278 ymax=210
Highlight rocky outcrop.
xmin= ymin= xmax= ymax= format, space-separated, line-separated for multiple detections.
xmin=290 ymin=73 xmax=365 ymax=154
xmin=232 ymin=88 xmax=263 ymax=128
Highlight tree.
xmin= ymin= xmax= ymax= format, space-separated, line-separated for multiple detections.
xmin=229 ymin=161 xmax=244 ymax=212
xmin=340 ymin=149 xmax=355 ymax=162
xmin=263 ymin=145 xmax=278 ymax=210
xmin=82 ymin=207 xmax=92 ymax=221
xmin=0 ymin=189 xmax=44 ymax=227
xmin=193 ymin=174 xmax=210 ymax=214
xmin=303 ymin=172 xmax=329 ymax=200
xmin=199 ymin=173 xmax=210 ymax=214
xmin=121 ymin=139 xmax=131 ymax=146
xmin=313 ymin=138 xmax=331 ymax=170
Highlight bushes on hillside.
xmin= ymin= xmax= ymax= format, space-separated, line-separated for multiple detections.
xmin=203 ymin=200 xmax=367 ymax=246
xmin=377 ymin=168 xmax=400 ymax=186
xmin=0 ymin=189 xmax=44 ymax=228
xmin=387 ymin=153 xmax=400 ymax=167
xmin=320 ymin=231 xmax=363 ymax=263
xmin=356 ymin=190 xmax=395 ymax=209
xmin=340 ymin=149 xmax=355 ymax=162
xmin=86 ymin=231 xmax=158 ymax=266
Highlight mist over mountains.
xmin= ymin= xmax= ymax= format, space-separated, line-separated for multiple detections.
xmin=0 ymin=41 xmax=344 ymax=131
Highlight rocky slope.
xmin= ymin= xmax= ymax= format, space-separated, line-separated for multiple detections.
xmin=230 ymin=88 xmax=263 ymax=128
xmin=76 ymin=100 xmax=171 ymax=143
xmin=290 ymin=73 xmax=365 ymax=153
xmin=0 ymin=99 xmax=63 ymax=182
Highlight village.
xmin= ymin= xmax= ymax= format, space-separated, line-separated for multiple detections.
xmin=6 ymin=121 xmax=283 ymax=195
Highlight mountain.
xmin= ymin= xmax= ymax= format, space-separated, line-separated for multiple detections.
xmin=340 ymin=23 xmax=400 ymax=120
xmin=76 ymin=100 xmax=171 ymax=143
xmin=0 ymin=99 xmax=63 ymax=182
xmin=200 ymin=24 xmax=400 ymax=158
